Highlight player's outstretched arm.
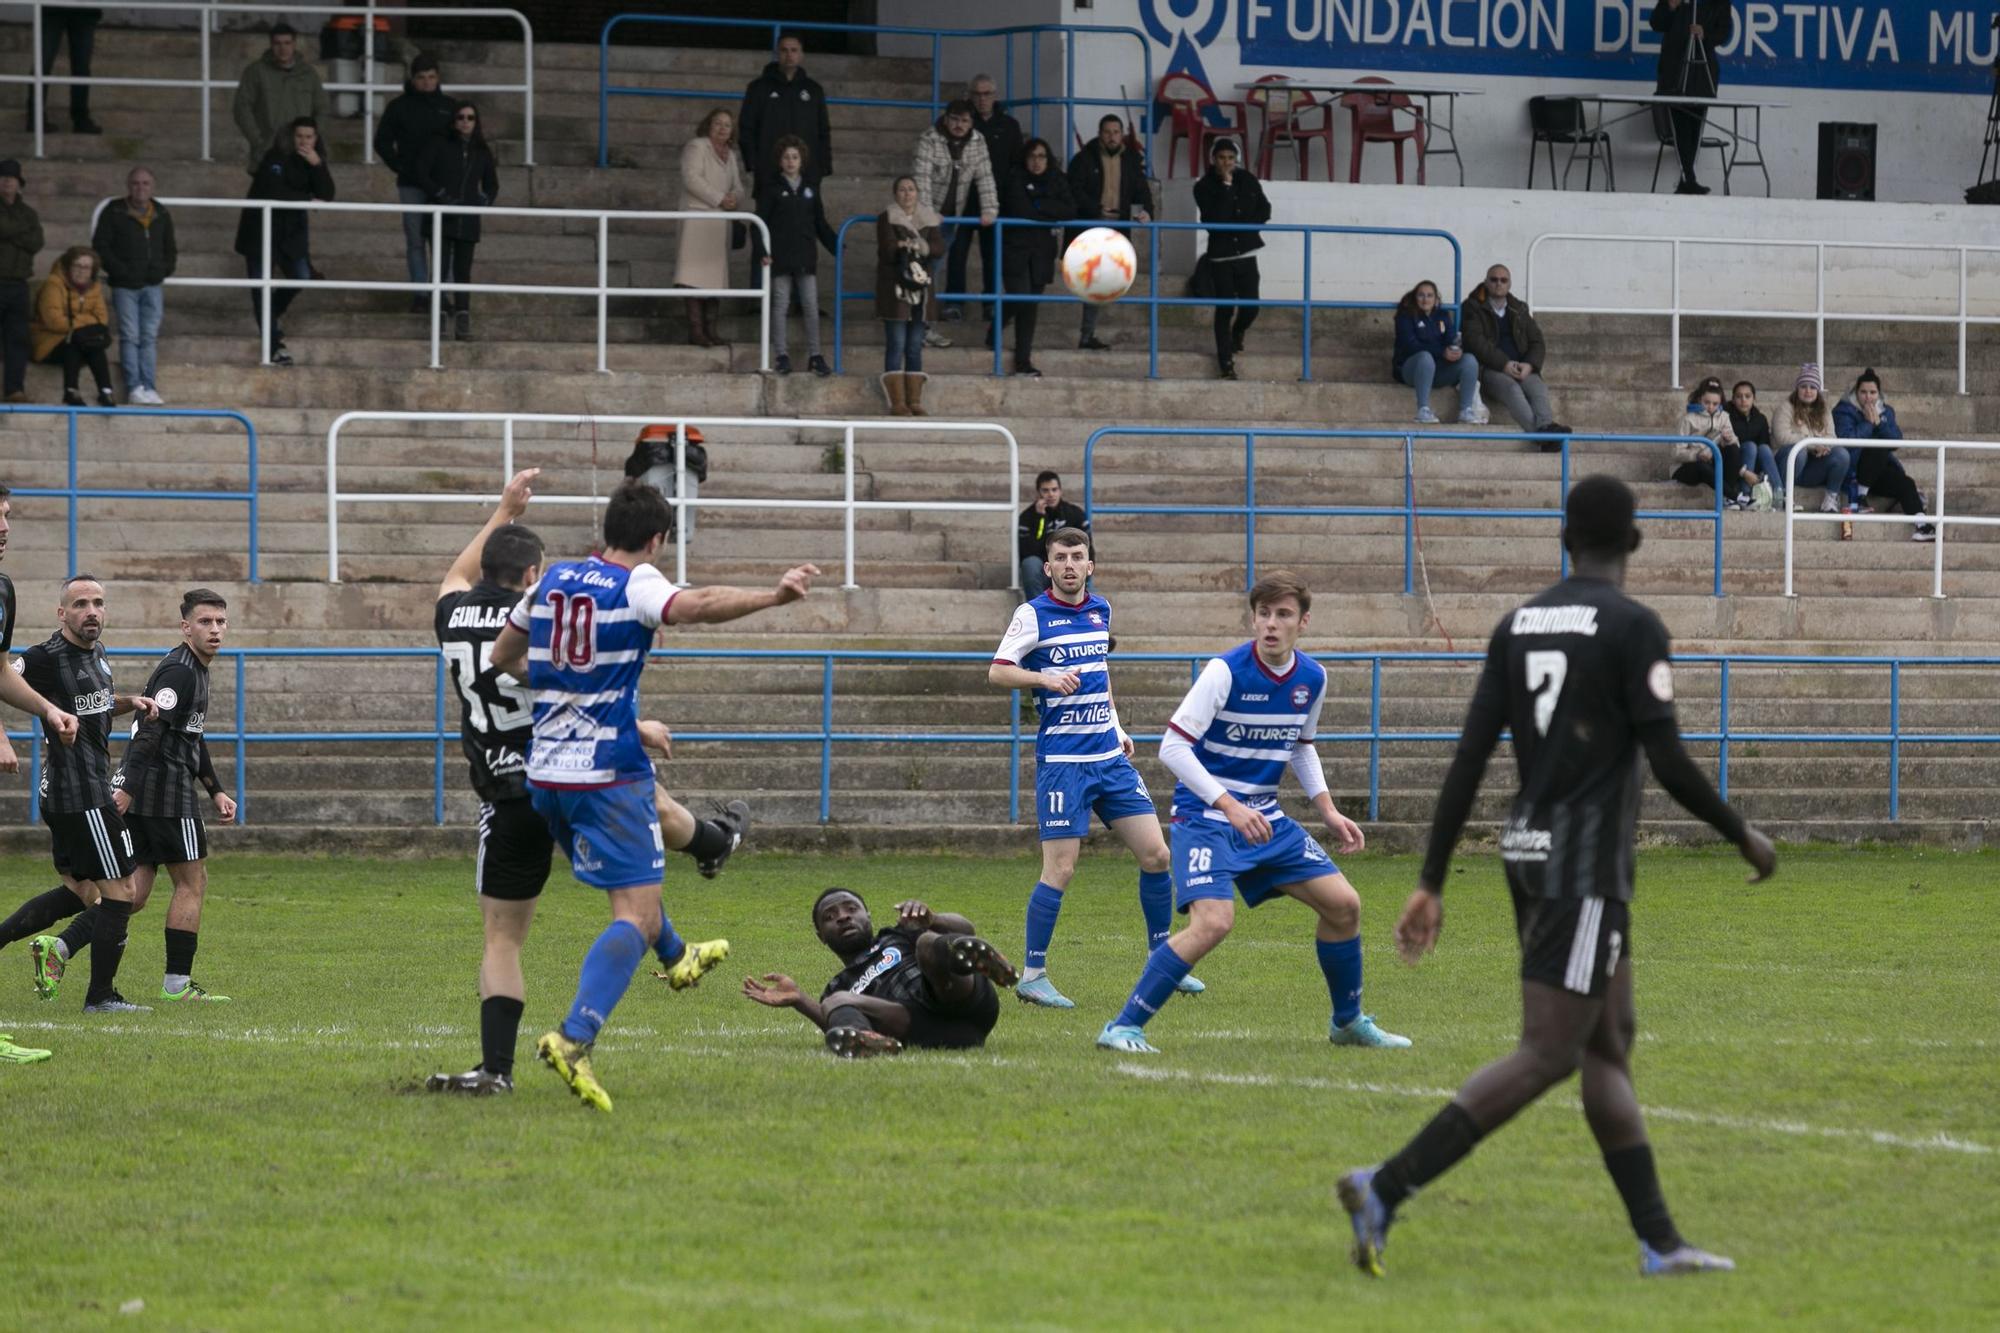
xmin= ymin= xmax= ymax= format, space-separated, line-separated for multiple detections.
xmin=439 ymin=467 xmax=539 ymax=598
xmin=1639 ymin=720 xmax=1776 ymax=883
xmin=666 ymin=565 xmax=821 ymax=625
xmin=0 ymin=667 xmax=76 ymax=752
xmin=1399 ymin=648 xmax=1508 ymax=964
xmin=988 ymin=661 xmax=1079 ymax=694
xmin=743 ymin=973 xmax=830 ymax=1030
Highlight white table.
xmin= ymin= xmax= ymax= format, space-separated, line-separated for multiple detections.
xmin=1566 ymin=91 xmax=1790 ymax=196
xmin=1233 ymin=80 xmax=1484 ymax=186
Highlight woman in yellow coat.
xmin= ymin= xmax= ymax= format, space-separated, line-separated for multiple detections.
xmin=32 ymin=244 xmax=114 ymax=405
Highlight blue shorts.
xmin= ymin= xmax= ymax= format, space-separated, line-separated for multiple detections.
xmin=530 ymin=781 xmax=665 ymax=890
xmin=1035 ymin=755 xmax=1157 ymax=841
xmin=1172 ymin=816 xmax=1338 ymax=910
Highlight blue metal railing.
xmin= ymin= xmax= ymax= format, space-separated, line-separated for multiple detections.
xmin=1083 ymin=426 xmax=1728 ymax=597
xmin=598 ymin=16 xmax=1153 ymax=170
xmin=6 ymin=647 xmax=1983 ymax=829
xmin=1 ymin=405 xmax=261 ymax=582
xmin=832 ymin=215 xmax=1462 ymax=381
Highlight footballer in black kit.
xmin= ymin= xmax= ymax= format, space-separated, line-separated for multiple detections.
xmin=1338 ymin=476 xmax=1777 ymax=1278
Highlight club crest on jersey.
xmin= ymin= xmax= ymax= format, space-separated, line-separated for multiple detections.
xmin=1087 ymin=612 xmax=1103 ymax=626
xmin=853 ymin=946 xmax=902 ymax=992
xmin=154 ymin=686 xmax=179 ymax=712
xmin=1290 ymin=683 xmax=1311 ymax=709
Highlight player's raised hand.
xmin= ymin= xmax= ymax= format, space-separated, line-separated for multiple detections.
xmin=1323 ymin=808 xmax=1365 ymax=854
xmin=1220 ymin=794 xmax=1273 ymax=845
xmin=46 ymin=705 xmax=77 ymax=746
xmin=774 ymin=564 xmax=821 ymax=604
xmin=1394 ymin=889 xmax=1443 ymax=965
xmin=1039 ymin=668 xmax=1082 ymax=695
xmin=743 ymin=972 xmax=802 ymax=1007
xmin=131 ymin=695 xmax=161 ymax=721
xmin=498 ymin=467 xmax=541 ymax=518
xmin=1738 ymin=825 xmax=1777 ymax=883
xmin=895 ymin=900 xmax=934 ymax=931
xmin=637 ymin=718 xmax=674 ymax=758
xmin=214 ymin=790 xmax=238 ymax=822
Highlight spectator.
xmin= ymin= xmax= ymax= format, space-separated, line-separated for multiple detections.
xmin=674 ymin=108 xmax=749 ymax=350
xmin=1650 ymin=0 xmax=1732 ymax=196
xmin=1192 ymin=139 xmax=1269 ymax=382
xmin=913 ymin=99 xmax=998 ymax=350
xmin=624 ymin=424 xmax=707 ymax=540
xmin=875 ymin=175 xmax=942 ymax=416
xmin=415 ymin=100 xmax=498 ymax=343
xmin=1459 ymin=264 xmax=1570 ymax=446
xmin=1770 ymin=363 xmax=1850 ymax=517
xmin=30 ymin=244 xmax=113 ymax=407
xmin=1393 ymin=279 xmax=1482 ymax=424
xmin=1726 ymin=379 xmax=1781 ymax=506
xmin=1834 ymin=367 xmax=1933 ymax=541
xmin=0 ymin=159 xmax=45 ymax=403
xmin=1067 ymin=114 xmax=1151 ymax=351
xmin=375 ymin=52 xmax=454 ymax=311
xmin=998 ymin=137 xmax=1076 ymax=380
xmin=1017 ymin=470 xmax=1090 ymax=599
xmin=1671 ymin=377 xmax=1760 ymax=509
xmin=233 ymin=24 xmax=329 ymax=175
xmin=90 ymin=166 xmax=175 ymax=404
xmin=943 ymin=74 xmax=1023 ymax=326
xmin=26 ymin=5 xmax=102 ymax=135
xmin=754 ymin=136 xmax=836 ymax=377
xmin=234 ymin=117 xmax=335 ymax=367
xmin=738 ymin=33 xmax=831 ymax=186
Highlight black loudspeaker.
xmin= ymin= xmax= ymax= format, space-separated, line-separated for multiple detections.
xmin=1817 ymin=122 xmax=1877 ymax=200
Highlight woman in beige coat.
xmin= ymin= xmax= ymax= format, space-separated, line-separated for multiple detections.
xmin=674 ymin=108 xmax=748 ymax=348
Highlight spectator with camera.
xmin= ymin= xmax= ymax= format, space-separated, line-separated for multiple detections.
xmin=875 ymin=175 xmax=942 ymax=415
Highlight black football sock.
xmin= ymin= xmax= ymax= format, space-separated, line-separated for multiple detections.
xmin=58 ymin=907 xmax=96 ymax=961
xmin=164 ymin=928 xmax=198 ymax=982
xmin=1603 ymin=1143 xmax=1684 ymax=1252
xmin=480 ymin=995 xmax=525 ymax=1078
xmin=84 ymin=899 xmax=131 ymax=1004
xmin=0 ymin=885 xmax=86 ymax=946
xmin=680 ymin=818 xmax=731 ymax=863
xmin=825 ymin=1005 xmax=873 ymax=1032
xmin=1373 ymin=1102 xmax=1484 ymax=1211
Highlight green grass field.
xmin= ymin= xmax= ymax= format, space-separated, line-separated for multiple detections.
xmin=2 ymin=846 xmax=1995 ymax=1331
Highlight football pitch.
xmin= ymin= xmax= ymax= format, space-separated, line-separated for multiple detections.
xmin=1 ymin=846 xmax=1995 ymax=1331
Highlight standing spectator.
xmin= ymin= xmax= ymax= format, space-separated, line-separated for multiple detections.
xmin=233 ymin=24 xmax=329 ymax=175
xmin=943 ymin=74 xmax=1023 ymax=326
xmin=26 ymin=5 xmax=102 ymax=135
xmin=234 ymin=118 xmax=335 ymax=366
xmin=1017 ymin=470 xmax=1090 ymax=599
xmin=998 ymin=138 xmax=1076 ymax=380
xmin=1834 ymin=368 xmax=1933 ymax=541
xmin=1192 ymin=139 xmax=1269 ymax=382
xmin=1392 ymin=279 xmax=1482 ymax=424
xmin=674 ymin=108 xmax=749 ymax=350
xmin=375 ymin=53 xmax=454 ymax=312
xmin=624 ymin=424 xmax=707 ymax=540
xmin=875 ymin=175 xmax=942 ymax=416
xmin=90 ymin=166 xmax=175 ymax=404
xmin=1459 ymin=264 xmax=1569 ymax=445
xmin=1770 ymin=363 xmax=1850 ymax=517
xmin=1067 ymin=115 xmax=1151 ymax=351
xmin=0 ymin=159 xmax=45 ymax=403
xmin=416 ymin=101 xmax=498 ymax=343
xmin=913 ymin=100 xmax=998 ymax=350
xmin=738 ymin=33 xmax=831 ymax=186
xmin=754 ymin=136 xmax=836 ymax=377
xmin=1650 ymin=0 xmax=1732 ymax=196
xmin=30 ymin=245 xmax=113 ymax=407
xmin=1726 ymin=379 xmax=1781 ymax=506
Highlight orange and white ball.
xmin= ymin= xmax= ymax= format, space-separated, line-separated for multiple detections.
xmin=1061 ymin=227 xmax=1138 ymax=304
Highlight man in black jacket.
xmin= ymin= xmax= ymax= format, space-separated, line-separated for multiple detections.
xmin=90 ymin=166 xmax=175 ymax=404
xmin=738 ymin=34 xmax=833 ymax=186
xmin=944 ymin=74 xmax=1024 ymax=326
xmin=0 ymin=160 xmax=43 ymax=401
xmin=1067 ymin=115 xmax=1151 ymax=350
xmin=1017 ymin=470 xmax=1091 ymax=599
xmin=1650 ymin=0 xmax=1733 ymax=195
xmin=375 ymin=53 xmax=455 ymax=308
xmin=1192 ymin=140 xmax=1269 ymax=381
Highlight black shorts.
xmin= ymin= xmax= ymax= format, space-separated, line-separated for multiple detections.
xmin=477 ymin=798 xmax=554 ymax=901
xmin=44 ymin=804 xmax=136 ymax=884
xmin=128 ymin=813 xmax=208 ymax=867
xmin=1510 ymin=885 xmax=1631 ymax=999
xmin=899 ymin=976 xmax=1001 ymax=1050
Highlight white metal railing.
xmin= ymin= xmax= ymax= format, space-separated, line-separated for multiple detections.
xmin=325 ymin=412 xmax=1023 ymax=590
xmin=1782 ymin=436 xmax=1999 ymax=600
xmin=89 ymin=195 xmax=771 ymax=372
xmin=7 ymin=1 xmax=534 ymax=164
xmin=1524 ymin=233 xmax=2000 ymax=394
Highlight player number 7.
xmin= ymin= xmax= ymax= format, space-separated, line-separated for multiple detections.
xmin=1525 ymin=650 xmax=1567 ymax=737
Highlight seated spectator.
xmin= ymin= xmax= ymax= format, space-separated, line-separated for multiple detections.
xmin=1067 ymin=114 xmax=1150 ymax=351
xmin=625 ymin=424 xmax=707 ymax=540
xmin=1459 ymin=264 xmax=1569 ymax=446
xmin=674 ymin=108 xmax=748 ymax=349
xmin=1017 ymin=470 xmax=1089 ymax=599
xmin=1671 ymin=377 xmax=1770 ymax=508
xmin=913 ymin=99 xmax=997 ymax=350
xmin=1193 ymin=139 xmax=1269 ymax=382
xmin=1392 ymin=278 xmax=1481 ymax=424
xmin=234 ymin=117 xmax=335 ymax=366
xmin=0 ymin=158 xmax=44 ymax=402
xmin=375 ymin=53 xmax=455 ymax=311
xmin=1834 ymin=367 xmax=1933 ymax=541
xmin=1770 ymin=363 xmax=1850 ymax=517
xmin=1726 ymin=380 xmax=1781 ymax=504
xmin=30 ymin=244 xmax=113 ymax=406
xmin=738 ymin=33 xmax=832 ymax=187
xmin=998 ymin=137 xmax=1076 ymax=380
xmin=874 ymin=175 xmax=941 ymax=416
xmin=233 ymin=24 xmax=328 ymax=176
xmin=91 ymin=166 xmax=175 ymax=404
xmin=944 ymin=74 xmax=1024 ymax=325
xmin=754 ymin=135 xmax=836 ymax=377
xmin=416 ymin=100 xmax=498 ymax=343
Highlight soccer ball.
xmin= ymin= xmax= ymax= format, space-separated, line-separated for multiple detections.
xmin=1061 ymin=227 xmax=1138 ymax=304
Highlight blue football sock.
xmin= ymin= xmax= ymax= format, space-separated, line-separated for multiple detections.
xmin=1113 ymin=942 xmax=1194 ymax=1030
xmin=1023 ymin=881 xmax=1063 ymax=970
xmin=654 ymin=908 xmax=686 ymax=967
xmin=1320 ymin=935 xmax=1364 ymax=1028
xmin=1138 ymin=870 xmax=1172 ymax=949
xmin=561 ymin=919 xmax=647 ymax=1043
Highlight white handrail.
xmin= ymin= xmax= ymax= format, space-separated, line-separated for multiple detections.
xmin=1781 ymin=436 xmax=2000 ymax=600
xmin=1523 ymin=233 xmax=2000 ymax=395
xmin=325 ymin=412 xmax=1023 ymax=592
xmin=89 ymin=195 xmax=772 ymax=373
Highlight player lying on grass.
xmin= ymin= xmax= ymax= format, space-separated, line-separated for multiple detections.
xmin=742 ymin=890 xmax=1020 ymax=1058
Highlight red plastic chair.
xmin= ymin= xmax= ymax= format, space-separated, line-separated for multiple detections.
xmin=1341 ymin=76 xmax=1425 ymax=184
xmin=1154 ymin=71 xmax=1247 ymax=179
xmin=1246 ymin=75 xmax=1335 ymax=181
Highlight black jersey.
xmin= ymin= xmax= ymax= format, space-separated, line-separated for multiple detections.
xmin=822 ymin=928 xmax=930 ymax=1009
xmin=116 ymin=644 xmax=219 ymax=819
xmin=0 ymin=570 xmax=16 ymax=656
xmin=18 ymin=631 xmax=117 ymax=813
xmin=435 ymin=582 xmax=533 ymax=803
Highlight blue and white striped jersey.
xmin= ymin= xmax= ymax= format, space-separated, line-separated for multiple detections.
xmin=993 ymin=590 xmax=1122 ymax=764
xmin=507 ymin=556 xmax=677 ymax=789
xmin=1165 ymin=640 xmax=1326 ymax=823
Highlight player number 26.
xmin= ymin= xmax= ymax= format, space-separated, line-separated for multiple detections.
xmin=1187 ymin=847 xmax=1212 ymax=874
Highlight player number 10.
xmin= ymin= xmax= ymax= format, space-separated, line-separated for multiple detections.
xmin=546 ymin=591 xmax=598 ymax=670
